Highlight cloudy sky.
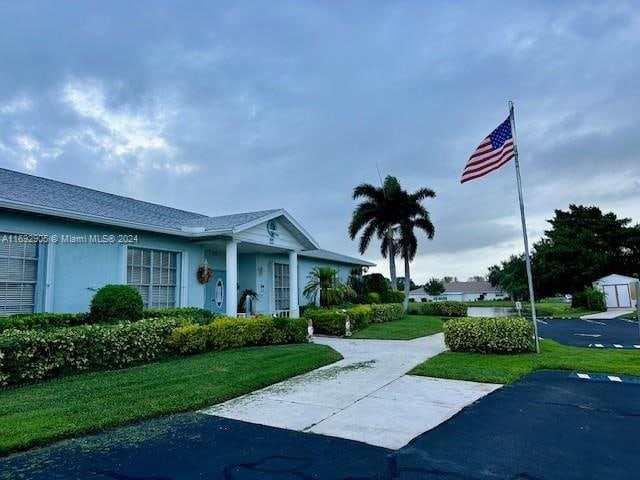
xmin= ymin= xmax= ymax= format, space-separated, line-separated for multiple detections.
xmin=1 ymin=1 xmax=639 ymax=282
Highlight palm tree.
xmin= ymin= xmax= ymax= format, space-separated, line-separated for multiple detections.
xmin=303 ymin=266 xmax=355 ymax=307
xmin=349 ymin=176 xmax=402 ymax=289
xmin=396 ymin=187 xmax=436 ymax=311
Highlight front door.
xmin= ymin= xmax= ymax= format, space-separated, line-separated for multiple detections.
xmin=206 ymin=270 xmax=226 ymax=313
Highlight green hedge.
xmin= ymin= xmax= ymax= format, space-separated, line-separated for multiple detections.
xmin=382 ymin=290 xmax=405 ymax=303
xmin=572 ymin=287 xmax=606 ymax=311
xmin=143 ymin=307 xmax=218 ymax=325
xmin=169 ymin=316 xmax=307 ymax=355
xmin=0 ymin=313 xmax=91 ymax=333
xmin=443 ymin=317 xmax=534 ymax=354
xmin=407 ymin=301 xmax=468 ymax=317
xmin=0 ymin=317 xmax=182 ymax=386
xmin=0 ymin=307 xmax=218 ymax=333
xmin=302 ymin=305 xmax=372 ymax=335
xmin=370 ymin=304 xmax=404 ymax=323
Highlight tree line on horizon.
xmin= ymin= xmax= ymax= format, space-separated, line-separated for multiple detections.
xmin=488 ymin=204 xmax=640 ymax=300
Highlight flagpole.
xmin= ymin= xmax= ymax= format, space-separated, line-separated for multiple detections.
xmin=509 ymin=100 xmax=541 ymax=353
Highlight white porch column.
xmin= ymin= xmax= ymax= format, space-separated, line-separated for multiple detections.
xmin=226 ymin=240 xmax=238 ymax=317
xmin=289 ymin=251 xmax=299 ymax=318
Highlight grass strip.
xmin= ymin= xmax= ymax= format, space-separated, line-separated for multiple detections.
xmin=410 ymin=339 xmax=640 ymax=384
xmin=0 ymin=343 xmax=341 ymax=455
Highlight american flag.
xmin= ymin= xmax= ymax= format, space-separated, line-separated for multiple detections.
xmin=461 ymin=117 xmax=515 ymax=184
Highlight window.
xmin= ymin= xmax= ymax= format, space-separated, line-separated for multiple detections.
xmin=273 ymin=262 xmax=290 ymax=311
xmin=127 ymin=247 xmax=178 ymax=309
xmin=0 ymin=234 xmax=39 ymax=316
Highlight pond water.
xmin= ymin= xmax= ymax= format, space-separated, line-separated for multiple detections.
xmin=466 ymin=306 xmax=517 ymax=318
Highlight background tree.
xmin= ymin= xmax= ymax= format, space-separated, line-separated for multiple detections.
xmin=363 ymin=273 xmax=390 ymax=297
xmin=424 ymin=278 xmax=445 ymax=296
xmin=396 ymin=277 xmax=417 ymax=292
xmin=347 ymin=266 xmax=365 ymax=295
xmin=488 ymin=254 xmax=529 ymax=300
xmin=533 ymin=205 xmax=636 ymax=296
xmin=467 ymin=275 xmax=486 ymax=282
xmin=442 ymin=276 xmax=458 ymax=283
xmin=349 ymin=176 xmax=402 ymax=290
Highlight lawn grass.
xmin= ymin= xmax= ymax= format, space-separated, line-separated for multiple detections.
xmin=350 ymin=315 xmax=443 ymax=340
xmin=0 ymin=343 xmax=341 ymax=455
xmin=464 ymin=300 xmax=597 ymax=318
xmin=410 ymin=339 xmax=640 ymax=385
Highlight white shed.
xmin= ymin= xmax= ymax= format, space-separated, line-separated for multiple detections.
xmin=593 ymin=274 xmax=639 ymax=308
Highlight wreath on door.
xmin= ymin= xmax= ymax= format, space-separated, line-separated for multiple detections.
xmin=197 ymin=265 xmax=213 ymax=284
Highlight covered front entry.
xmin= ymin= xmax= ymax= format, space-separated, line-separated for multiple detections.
xmin=205 ymin=270 xmax=226 ymax=314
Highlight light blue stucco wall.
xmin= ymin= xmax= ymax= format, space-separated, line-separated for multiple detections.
xmin=1 ymin=210 xmax=367 ymax=315
xmin=1 ymin=210 xmax=207 ymax=313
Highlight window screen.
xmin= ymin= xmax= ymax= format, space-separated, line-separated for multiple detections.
xmin=0 ymin=235 xmax=39 ymax=316
xmin=273 ymin=262 xmax=290 ymax=311
xmin=127 ymin=247 xmax=178 ymax=309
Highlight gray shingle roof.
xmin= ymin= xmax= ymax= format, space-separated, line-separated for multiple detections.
xmin=299 ymin=248 xmax=375 ymax=266
xmin=0 ymin=168 xmax=278 ymax=232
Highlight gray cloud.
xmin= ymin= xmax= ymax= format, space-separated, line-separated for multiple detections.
xmin=1 ymin=0 xmax=639 ymax=280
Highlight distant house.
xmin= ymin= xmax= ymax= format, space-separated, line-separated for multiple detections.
xmin=409 ymin=281 xmax=506 ymax=302
xmin=0 ymin=168 xmax=374 ymax=317
xmin=593 ymin=274 xmax=638 ymax=309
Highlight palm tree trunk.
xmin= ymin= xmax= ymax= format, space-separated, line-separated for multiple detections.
xmin=388 ymin=227 xmax=397 ymax=290
xmin=403 ymin=254 xmax=410 ymax=312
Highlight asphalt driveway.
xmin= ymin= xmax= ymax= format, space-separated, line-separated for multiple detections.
xmin=537 ymin=317 xmax=640 ymax=348
xmin=2 ymin=370 xmax=639 ymax=479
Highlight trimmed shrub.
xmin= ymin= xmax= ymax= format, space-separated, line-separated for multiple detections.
xmin=0 ymin=313 xmax=91 ymax=333
xmin=0 ymin=317 xmax=181 ymax=386
xmin=370 ymin=304 xmax=404 ymax=323
xmin=0 ymin=307 xmax=213 ymax=333
xmin=366 ymin=292 xmax=381 ymax=304
xmin=407 ymin=301 xmax=467 ymax=317
xmin=382 ymin=290 xmax=405 ymax=304
xmin=90 ymin=285 xmax=143 ymax=323
xmin=143 ymin=307 xmax=218 ymax=325
xmin=302 ymin=305 xmax=372 ymax=335
xmin=169 ymin=316 xmax=307 ymax=355
xmin=444 ymin=317 xmax=534 ymax=354
xmin=572 ymin=287 xmax=606 ymax=311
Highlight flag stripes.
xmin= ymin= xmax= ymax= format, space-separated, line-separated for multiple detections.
xmin=461 ymin=117 xmax=515 ymax=184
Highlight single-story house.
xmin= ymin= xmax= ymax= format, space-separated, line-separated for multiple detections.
xmin=409 ymin=281 xmax=506 ymax=302
xmin=593 ymin=274 xmax=638 ymax=309
xmin=0 ymin=168 xmax=374 ymax=317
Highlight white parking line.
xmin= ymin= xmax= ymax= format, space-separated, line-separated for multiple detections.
xmin=613 ymin=344 xmax=623 ymax=348
xmin=608 ymin=376 xmax=622 ymax=382
xmin=634 ymin=345 xmax=640 ymax=349
xmin=594 ymin=344 xmax=604 ymax=348
xmin=577 ymin=373 xmax=590 ymax=379
xmin=583 ymin=319 xmax=607 ymax=325
xmin=536 ymin=319 xmax=548 ymax=325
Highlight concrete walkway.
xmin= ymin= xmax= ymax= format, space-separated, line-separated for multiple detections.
xmin=202 ymin=334 xmax=500 ymax=449
xmin=580 ymin=308 xmax=635 ymax=320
